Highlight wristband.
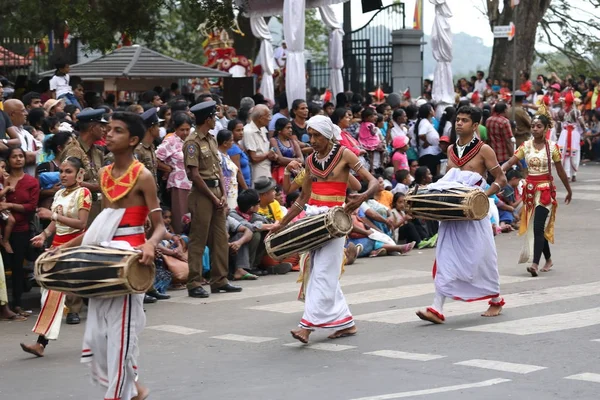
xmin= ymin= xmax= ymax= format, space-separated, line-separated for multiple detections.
xmin=43 ymin=229 xmax=52 ymax=237
xmin=492 ymin=182 xmax=502 ymax=191
xmin=284 ymin=169 xmax=291 ymax=176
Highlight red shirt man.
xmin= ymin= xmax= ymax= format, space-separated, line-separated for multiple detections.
xmin=486 ymin=102 xmax=514 ymax=163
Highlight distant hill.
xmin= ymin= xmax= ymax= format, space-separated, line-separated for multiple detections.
xmin=424 ymin=33 xmax=492 ymax=78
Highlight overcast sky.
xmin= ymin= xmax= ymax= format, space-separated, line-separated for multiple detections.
xmin=331 ymin=0 xmax=495 ymax=46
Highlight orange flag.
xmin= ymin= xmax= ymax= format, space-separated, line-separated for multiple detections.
xmin=413 ymin=0 xmax=423 ymax=30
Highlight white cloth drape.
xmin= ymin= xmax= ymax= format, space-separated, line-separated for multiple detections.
xmin=250 ymin=16 xmax=275 ymax=102
xmin=284 ymin=0 xmax=307 ymax=107
xmin=430 ymin=0 xmax=454 ymax=105
xmin=319 ymin=5 xmax=344 ymax=104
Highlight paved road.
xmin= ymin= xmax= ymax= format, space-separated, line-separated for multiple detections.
xmin=1 ymin=164 xmax=599 ymax=400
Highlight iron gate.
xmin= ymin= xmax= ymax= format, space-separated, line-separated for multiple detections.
xmin=307 ymin=3 xmax=405 ymax=96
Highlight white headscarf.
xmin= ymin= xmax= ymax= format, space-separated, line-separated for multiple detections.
xmin=306 ymin=115 xmax=338 ymax=140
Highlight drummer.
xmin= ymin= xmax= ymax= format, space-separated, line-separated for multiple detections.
xmin=20 ymin=156 xmax=91 ymax=357
xmin=416 ymin=105 xmax=507 ymax=324
xmin=56 ymin=111 xmax=164 ymax=400
xmin=271 ymin=115 xmax=378 ymax=344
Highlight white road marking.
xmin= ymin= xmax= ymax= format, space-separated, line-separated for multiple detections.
xmin=459 ymin=307 xmax=600 ymax=335
xmin=364 ymin=350 xmax=446 ymax=361
xmin=454 ymin=359 xmax=546 ymax=374
xmin=283 ymin=342 xmax=356 ymax=351
xmin=565 ymin=373 xmax=600 ymax=383
xmin=146 ymin=325 xmax=206 ymax=335
xmin=165 ymin=269 xmax=430 ymax=305
xmin=354 ymin=280 xmax=600 ymax=325
xmin=590 ymin=339 xmax=600 ymax=342
xmin=210 ymin=334 xmax=277 ymax=343
xmin=247 ymin=275 xmax=531 ymax=314
xmin=348 ymin=378 xmax=511 ymax=400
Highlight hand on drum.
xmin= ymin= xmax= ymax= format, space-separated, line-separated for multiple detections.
xmin=136 ymin=242 xmax=156 ymax=266
xmin=344 ymin=193 xmax=366 ymax=215
xmin=267 ymin=221 xmax=284 ymax=236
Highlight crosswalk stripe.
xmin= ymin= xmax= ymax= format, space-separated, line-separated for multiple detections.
xmin=364 ymin=350 xmax=446 ymax=361
xmin=458 ymin=307 xmax=600 ymax=335
xmin=348 ymin=378 xmax=511 ymax=400
xmin=283 ymin=342 xmax=356 ymax=351
xmin=454 ymin=359 xmax=546 ymax=374
xmin=164 ymin=269 xmax=430 ymax=305
xmin=210 ymin=334 xmax=277 ymax=343
xmin=146 ymin=325 xmax=206 ymax=335
xmin=354 ymin=280 xmax=600 ymax=325
xmin=247 ymin=275 xmax=532 ymax=314
xmin=565 ymin=373 xmax=600 ymax=383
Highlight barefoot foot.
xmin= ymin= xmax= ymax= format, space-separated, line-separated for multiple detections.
xmin=541 ymin=260 xmax=553 ymax=272
xmin=290 ymin=328 xmax=312 ymax=344
xmin=481 ymin=304 xmax=503 ymax=317
xmin=328 ymin=325 xmax=357 ymax=339
xmin=416 ymin=309 xmax=445 ymax=324
xmin=20 ymin=342 xmax=44 ymax=357
xmin=132 ymin=382 xmax=150 ymax=400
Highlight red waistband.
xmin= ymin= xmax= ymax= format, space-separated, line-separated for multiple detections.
xmin=116 ymin=206 xmax=149 ymax=247
xmin=52 ymin=231 xmax=84 ymax=246
xmin=308 ymin=181 xmax=347 ymax=207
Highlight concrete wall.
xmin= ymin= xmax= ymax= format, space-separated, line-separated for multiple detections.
xmin=391 ymin=29 xmax=424 ymax=96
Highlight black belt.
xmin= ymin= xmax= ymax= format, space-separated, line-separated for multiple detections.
xmin=204 ymin=179 xmax=220 ymax=188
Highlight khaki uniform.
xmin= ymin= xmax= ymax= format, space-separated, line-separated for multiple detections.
xmin=514 ymin=106 xmax=532 ymax=148
xmin=183 ymin=130 xmax=229 ymax=290
xmin=61 ymin=137 xmax=104 ymax=313
xmin=134 ymin=142 xmax=158 ymax=183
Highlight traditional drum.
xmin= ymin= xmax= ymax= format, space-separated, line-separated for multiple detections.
xmin=34 ymin=245 xmax=155 ymax=298
xmin=265 ymin=206 xmax=353 ymax=261
xmin=405 ymin=187 xmax=489 ymax=221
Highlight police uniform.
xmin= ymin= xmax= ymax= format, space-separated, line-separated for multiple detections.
xmin=184 ymin=101 xmax=241 ymax=297
xmin=135 ymin=108 xmax=163 ymax=183
xmin=61 ymin=108 xmax=107 ymax=321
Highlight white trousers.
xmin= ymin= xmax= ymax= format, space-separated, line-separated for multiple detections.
xmin=81 ymin=293 xmax=145 ymax=400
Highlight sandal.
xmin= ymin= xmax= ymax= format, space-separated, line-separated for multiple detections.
xmin=14 ymin=307 xmax=32 ymax=317
xmin=233 ymin=273 xmax=258 ymax=281
xmin=369 ymin=248 xmax=387 ymax=257
xmin=1 ymin=314 xmax=27 ymax=321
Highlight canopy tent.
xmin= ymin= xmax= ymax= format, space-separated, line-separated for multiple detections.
xmin=0 ymin=46 xmax=32 ymax=68
xmin=239 ymin=0 xmax=347 ymax=106
xmin=430 ymin=0 xmax=454 ymax=117
xmin=38 ymin=44 xmax=230 ymax=80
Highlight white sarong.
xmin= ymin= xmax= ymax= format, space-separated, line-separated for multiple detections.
xmin=80 ymin=208 xmax=145 ymax=400
xmin=299 ymin=205 xmax=354 ymax=331
xmin=430 ymin=170 xmax=500 ymax=301
xmin=558 ymin=123 xmax=581 ymax=178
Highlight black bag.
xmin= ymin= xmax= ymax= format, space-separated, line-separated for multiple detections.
xmin=25 ymin=215 xmax=44 ymax=262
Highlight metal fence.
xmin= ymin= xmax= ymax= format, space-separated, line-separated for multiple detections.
xmin=0 ymin=37 xmax=78 ymax=82
xmin=306 ymin=3 xmax=405 ymax=96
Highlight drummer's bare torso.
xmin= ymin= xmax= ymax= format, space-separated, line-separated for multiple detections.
xmin=446 ymin=143 xmax=498 ymax=177
xmin=309 ymin=148 xmax=354 ymax=183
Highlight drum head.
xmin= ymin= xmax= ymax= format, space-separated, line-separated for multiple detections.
xmin=331 ymin=207 xmax=353 ymax=235
xmin=126 ymin=257 xmax=155 ymax=292
xmin=467 ymin=191 xmax=490 ymax=220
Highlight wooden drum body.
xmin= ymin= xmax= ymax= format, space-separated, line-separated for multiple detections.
xmin=405 ymin=187 xmax=489 ymax=221
xmin=265 ymin=206 xmax=353 ymax=261
xmin=34 ymin=245 xmax=155 ymax=298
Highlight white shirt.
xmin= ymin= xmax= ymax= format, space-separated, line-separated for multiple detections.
xmin=210 ymin=118 xmax=226 ymax=137
xmin=273 ymin=46 xmax=287 ymax=68
xmin=49 ymin=74 xmax=73 ymax=97
xmin=474 ymin=79 xmax=487 ymax=94
xmin=242 ymin=120 xmax=271 ymax=184
xmin=390 ymin=121 xmax=408 ymax=140
xmin=416 ymin=119 xmax=441 ymax=157
xmin=16 ymin=126 xmax=39 ymax=176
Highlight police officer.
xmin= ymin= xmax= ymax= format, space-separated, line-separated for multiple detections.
xmin=136 ymin=107 xmax=163 ymax=182
xmin=61 ymin=108 xmax=106 ymax=324
xmin=184 ymin=100 xmax=241 ymax=298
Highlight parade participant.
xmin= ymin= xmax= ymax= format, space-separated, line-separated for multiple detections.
xmin=271 ymin=115 xmax=378 ymax=344
xmin=184 ymin=100 xmax=241 ymax=298
xmin=56 ymin=111 xmax=163 ymax=400
xmin=20 ymin=157 xmax=91 ymax=357
xmin=416 ymin=106 xmax=507 ymax=324
xmin=557 ymin=107 xmax=584 ymax=182
xmin=502 ymin=114 xmax=572 ymax=276
xmin=136 ymin=108 xmax=163 ymax=183
xmin=60 ymin=108 xmax=106 ymax=325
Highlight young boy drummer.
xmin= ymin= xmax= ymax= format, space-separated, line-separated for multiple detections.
xmin=58 ymin=112 xmax=165 ymax=400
